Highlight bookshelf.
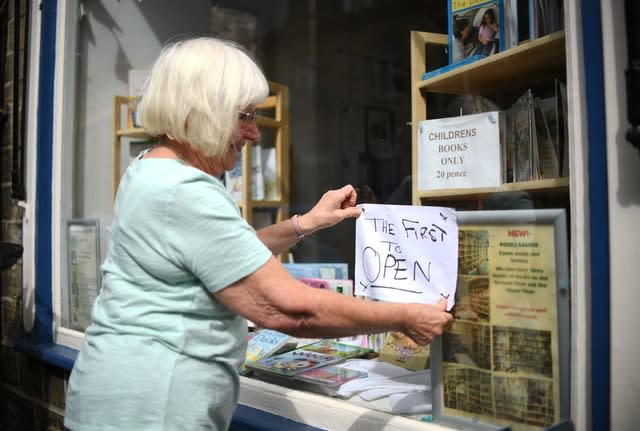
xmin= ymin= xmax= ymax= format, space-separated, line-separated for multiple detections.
xmin=112 ymin=81 xmax=291 ymax=257
xmin=410 ymin=30 xmax=568 ymax=207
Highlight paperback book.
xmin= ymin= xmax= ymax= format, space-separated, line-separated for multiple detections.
xmin=378 ymin=332 xmax=430 ymax=371
xmin=510 ymin=88 xmax=536 ymax=182
xmin=283 ymin=263 xmax=349 ymax=280
xmin=299 ymin=277 xmax=354 ymax=297
xmin=245 ymin=329 xmax=291 ymax=364
xmin=448 ymin=0 xmax=518 ymax=65
xmin=295 ymin=364 xmax=368 ymax=388
xmin=245 ymin=340 xmax=372 ymax=377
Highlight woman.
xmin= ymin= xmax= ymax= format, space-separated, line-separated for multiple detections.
xmin=64 ymin=37 xmax=453 ymax=431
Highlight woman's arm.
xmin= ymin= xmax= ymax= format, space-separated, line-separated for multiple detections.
xmin=257 ymin=184 xmax=362 ymax=255
xmin=215 ymin=257 xmax=453 ymax=346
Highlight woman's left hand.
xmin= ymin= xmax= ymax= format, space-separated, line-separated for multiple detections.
xmin=297 ymin=184 xmax=362 ymax=236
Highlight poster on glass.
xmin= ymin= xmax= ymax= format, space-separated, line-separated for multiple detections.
xmin=430 ymin=209 xmax=570 ymax=431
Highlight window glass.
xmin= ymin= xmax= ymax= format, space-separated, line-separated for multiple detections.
xmin=61 ymin=0 xmax=450 ymax=330
xmin=55 ymin=1 xmax=571 ymax=428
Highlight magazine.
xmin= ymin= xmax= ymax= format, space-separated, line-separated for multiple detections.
xmin=448 ymin=0 xmax=518 ymax=65
xmin=295 ymin=364 xmax=368 ymax=388
xmin=246 ymin=340 xmax=372 ymax=377
xmin=378 ymin=332 xmax=430 ymax=371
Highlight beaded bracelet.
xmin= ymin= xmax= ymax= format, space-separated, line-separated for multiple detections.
xmin=291 ymin=214 xmax=306 ymax=241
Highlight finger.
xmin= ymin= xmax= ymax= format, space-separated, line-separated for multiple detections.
xmin=437 ymin=297 xmax=448 ymax=311
xmin=341 ymin=184 xmax=357 ymax=201
xmin=340 ymin=206 xmax=363 ymax=219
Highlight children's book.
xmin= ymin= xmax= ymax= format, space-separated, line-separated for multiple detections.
xmin=448 ymin=0 xmax=518 ymax=65
xmin=301 ymin=339 xmax=372 ymax=359
xmin=295 ymin=364 xmax=368 ymax=388
xmin=511 ymin=88 xmax=535 ymax=182
xmin=378 ymin=332 xmax=430 ymax=371
xmin=245 ymin=340 xmax=372 ymax=377
xmin=299 ymin=277 xmax=354 ymax=297
xmin=283 ymin=263 xmax=349 ymax=280
xmin=245 ymin=329 xmax=292 ymax=364
xmin=224 ymin=153 xmax=244 ymax=203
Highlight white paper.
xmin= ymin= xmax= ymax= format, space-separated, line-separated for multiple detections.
xmin=68 ymin=221 xmax=100 ymax=330
xmin=354 ymin=204 xmax=458 ymax=309
xmin=417 ymin=111 xmax=502 ymax=191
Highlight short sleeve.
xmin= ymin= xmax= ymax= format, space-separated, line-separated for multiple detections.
xmin=168 ymin=178 xmax=272 ymax=292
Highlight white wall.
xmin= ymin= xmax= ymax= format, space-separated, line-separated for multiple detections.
xmin=74 ymin=0 xmax=210 ymax=238
xmin=601 ymin=2 xmax=640 ymax=431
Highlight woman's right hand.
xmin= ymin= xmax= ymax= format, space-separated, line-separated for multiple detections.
xmin=401 ymin=298 xmax=454 ymax=346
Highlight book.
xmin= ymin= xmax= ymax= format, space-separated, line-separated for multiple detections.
xmin=127 ymin=69 xmax=149 ymax=128
xmin=528 ymin=0 xmax=564 ymax=40
xmin=261 ymin=147 xmax=278 ymax=200
xmin=301 ymin=339 xmax=372 ymax=359
xmin=283 ymin=263 xmax=349 ymax=280
xmin=246 ymin=340 xmax=371 ymax=378
xmin=224 ymin=152 xmax=244 ymax=203
xmin=557 ymin=79 xmax=569 ymax=177
xmin=251 ymin=145 xmax=265 ymax=200
xmin=534 ymin=95 xmax=560 ymax=179
xmin=224 ymin=145 xmax=267 ymax=203
xmin=378 ymin=331 xmax=430 ymax=371
xmin=510 ymin=88 xmax=535 ymax=182
xmin=417 ymin=111 xmax=503 ymax=190
xmin=299 ymin=277 xmax=354 ymax=297
xmin=448 ymin=0 xmax=518 ymax=65
xmin=295 ymin=364 xmax=368 ymax=388
xmin=245 ymin=329 xmax=292 ymax=364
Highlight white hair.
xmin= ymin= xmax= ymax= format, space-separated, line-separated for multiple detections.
xmin=136 ymin=37 xmax=269 ymax=157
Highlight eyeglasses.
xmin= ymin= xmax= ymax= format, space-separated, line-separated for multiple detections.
xmin=238 ymin=110 xmax=257 ymax=124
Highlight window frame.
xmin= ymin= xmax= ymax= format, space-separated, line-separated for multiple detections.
xmin=20 ymin=2 xmax=606 ymax=430
xmin=22 ymin=0 xmax=85 ymax=351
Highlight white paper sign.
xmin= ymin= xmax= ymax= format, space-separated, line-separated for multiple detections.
xmin=354 ymin=204 xmax=458 ymax=309
xmin=417 ymin=111 xmax=502 ymax=190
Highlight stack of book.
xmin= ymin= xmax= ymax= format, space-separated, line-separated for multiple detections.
xmin=506 ymin=79 xmax=568 ymax=182
xmin=244 ymin=338 xmax=372 ymax=390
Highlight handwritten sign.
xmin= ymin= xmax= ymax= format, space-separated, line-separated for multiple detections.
xmin=354 ymin=204 xmax=458 ymax=309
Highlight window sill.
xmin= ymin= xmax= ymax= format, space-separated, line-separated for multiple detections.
xmin=239 ymin=376 xmax=450 ymax=431
xmin=14 ymin=338 xmax=79 ymax=371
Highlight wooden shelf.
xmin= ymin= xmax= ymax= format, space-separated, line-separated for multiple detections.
xmin=411 ymin=30 xmax=569 ymax=206
xmin=417 ymin=31 xmax=566 ymax=96
xmin=417 ymin=177 xmax=569 ymax=200
xmin=116 ymin=128 xmax=150 ymax=139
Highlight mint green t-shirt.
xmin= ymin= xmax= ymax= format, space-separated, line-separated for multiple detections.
xmin=64 ymin=155 xmax=272 ymax=431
